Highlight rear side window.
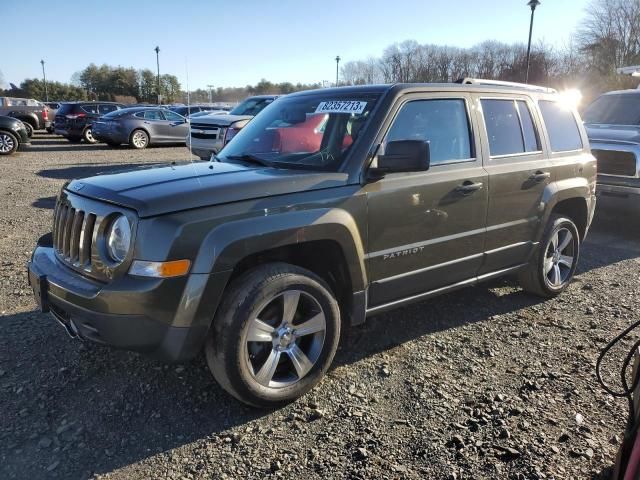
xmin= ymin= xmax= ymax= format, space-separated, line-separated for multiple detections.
xmin=538 ymin=100 xmax=583 ymax=152
xmin=481 ymin=99 xmax=540 ymax=156
xmin=385 ymin=99 xmax=473 ymax=165
xmin=163 ymin=111 xmax=184 ymax=121
xmin=81 ymin=104 xmax=99 ymax=114
xmin=143 ymin=110 xmax=165 ymax=120
xmin=99 ymin=104 xmax=118 ymax=114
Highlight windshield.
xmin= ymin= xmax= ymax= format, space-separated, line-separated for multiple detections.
xmin=230 ymin=97 xmax=277 ymax=116
xmin=583 ymin=94 xmax=640 ymax=125
xmin=218 ymin=93 xmax=380 ymax=171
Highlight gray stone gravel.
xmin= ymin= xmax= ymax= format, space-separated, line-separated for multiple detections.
xmin=1 ymin=133 xmax=639 ymax=479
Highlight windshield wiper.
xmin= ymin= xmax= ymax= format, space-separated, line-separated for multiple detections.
xmin=225 ymin=154 xmax=272 ymax=167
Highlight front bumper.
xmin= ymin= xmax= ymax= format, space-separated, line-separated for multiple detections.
xmin=27 ymin=236 xmax=230 ymax=362
xmin=188 ymin=136 xmax=223 ymax=159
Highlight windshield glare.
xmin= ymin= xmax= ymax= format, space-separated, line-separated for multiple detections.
xmin=219 ymin=94 xmax=380 ymax=171
xmin=230 ymin=97 xmax=276 ymax=116
xmin=583 ymin=94 xmax=640 ymax=125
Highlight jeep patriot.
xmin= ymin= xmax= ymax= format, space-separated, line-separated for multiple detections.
xmin=28 ymin=79 xmax=597 ymax=407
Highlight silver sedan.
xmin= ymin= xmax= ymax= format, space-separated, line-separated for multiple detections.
xmin=92 ymin=107 xmax=189 ymax=149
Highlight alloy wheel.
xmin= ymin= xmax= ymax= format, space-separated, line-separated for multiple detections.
xmin=544 ymin=227 xmax=575 ymax=287
xmin=0 ymin=134 xmax=15 ymax=153
xmin=243 ymin=290 xmax=327 ymax=388
xmin=132 ymin=131 xmax=148 ymax=148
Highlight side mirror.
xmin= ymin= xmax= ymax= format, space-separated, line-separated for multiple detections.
xmin=375 ymin=140 xmax=431 ymax=173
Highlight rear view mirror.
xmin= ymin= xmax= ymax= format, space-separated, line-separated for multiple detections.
xmin=375 ymin=140 xmax=431 ymax=173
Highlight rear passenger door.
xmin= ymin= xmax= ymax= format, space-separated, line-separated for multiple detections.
xmin=364 ymin=94 xmax=488 ymax=309
xmin=475 ymin=95 xmax=551 ymax=273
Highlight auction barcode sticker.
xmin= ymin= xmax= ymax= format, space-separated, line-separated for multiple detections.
xmin=315 ymin=100 xmax=367 ymax=114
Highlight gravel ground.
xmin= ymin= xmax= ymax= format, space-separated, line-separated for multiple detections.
xmin=1 ymin=133 xmax=639 ymax=480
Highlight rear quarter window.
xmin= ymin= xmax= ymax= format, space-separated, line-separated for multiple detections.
xmin=538 ymin=100 xmax=583 ymax=152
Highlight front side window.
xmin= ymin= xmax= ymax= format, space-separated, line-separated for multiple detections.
xmin=482 ymin=99 xmax=540 ymax=156
xmin=218 ymin=94 xmax=380 ymax=171
xmin=384 ymin=99 xmax=473 ymax=165
xmin=539 ymin=100 xmax=583 ymax=152
xmin=163 ymin=111 xmax=184 ymax=121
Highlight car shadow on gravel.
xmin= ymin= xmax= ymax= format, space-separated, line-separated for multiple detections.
xmin=31 ymin=196 xmax=57 ymax=209
xmin=36 ymin=162 xmax=169 ymax=180
xmin=0 ymin=310 xmax=269 ymax=479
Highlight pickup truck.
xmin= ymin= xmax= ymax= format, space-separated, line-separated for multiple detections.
xmin=0 ymin=97 xmax=51 ymax=137
xmin=28 ymin=80 xmax=596 ymax=407
xmin=583 ymin=89 xmax=640 ymax=207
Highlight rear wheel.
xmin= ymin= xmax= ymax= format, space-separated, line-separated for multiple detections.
xmin=0 ymin=131 xmax=19 ymax=155
xmin=129 ymin=129 xmax=149 ymax=149
xmin=518 ymin=215 xmax=580 ymax=297
xmin=83 ymin=127 xmax=97 ymax=144
xmin=205 ymin=263 xmax=341 ymax=408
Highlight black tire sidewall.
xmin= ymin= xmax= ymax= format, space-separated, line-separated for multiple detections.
xmin=23 ymin=123 xmax=33 ymax=137
xmin=0 ymin=131 xmax=19 ymax=155
xmin=538 ymin=216 xmax=580 ymax=294
xmin=207 ymin=264 xmax=341 ymax=408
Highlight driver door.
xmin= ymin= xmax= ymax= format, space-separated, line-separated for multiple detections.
xmin=363 ymin=94 xmax=488 ymax=309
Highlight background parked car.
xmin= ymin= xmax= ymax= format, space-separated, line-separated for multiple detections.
xmin=44 ymin=102 xmax=60 ymax=133
xmin=92 ymin=106 xmax=189 ymax=149
xmin=188 ymin=95 xmax=279 ymax=160
xmin=0 ymin=97 xmax=51 ymax=137
xmin=169 ymin=105 xmax=227 ymax=116
xmin=0 ymin=116 xmax=30 ymax=156
xmin=54 ymin=102 xmax=125 ymax=143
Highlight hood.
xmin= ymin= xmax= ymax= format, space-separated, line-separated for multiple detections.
xmin=66 ymin=161 xmax=348 ymax=217
xmin=585 ymin=123 xmax=640 ymax=145
xmin=190 ymin=114 xmax=253 ymax=127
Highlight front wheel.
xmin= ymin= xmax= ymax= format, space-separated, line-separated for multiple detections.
xmin=23 ymin=122 xmax=34 ymax=138
xmin=518 ymin=215 xmax=580 ymax=297
xmin=0 ymin=131 xmax=19 ymax=155
xmin=206 ymin=263 xmax=341 ymax=408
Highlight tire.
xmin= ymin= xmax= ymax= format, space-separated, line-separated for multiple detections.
xmin=83 ymin=127 xmax=97 ymax=144
xmin=129 ymin=129 xmax=149 ymax=149
xmin=67 ymin=137 xmax=82 ymax=143
xmin=206 ymin=262 xmax=341 ymax=408
xmin=518 ymin=214 xmax=580 ymax=297
xmin=0 ymin=131 xmax=19 ymax=156
xmin=23 ymin=122 xmax=33 ymax=138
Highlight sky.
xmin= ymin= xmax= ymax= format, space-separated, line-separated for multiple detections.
xmin=3 ymin=0 xmax=589 ymax=90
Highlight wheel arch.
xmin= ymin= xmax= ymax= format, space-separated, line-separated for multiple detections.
xmin=539 ymin=179 xmax=591 ymax=241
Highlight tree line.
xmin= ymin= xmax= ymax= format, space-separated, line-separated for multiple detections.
xmin=2 ymin=0 xmax=639 ymax=105
xmin=340 ymin=0 xmax=640 ymax=103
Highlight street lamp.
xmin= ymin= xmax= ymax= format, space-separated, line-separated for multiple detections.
xmin=154 ymin=46 xmax=161 ymax=104
xmin=40 ymin=60 xmax=48 ymax=102
xmin=207 ymin=84 xmax=215 ymax=103
xmin=335 ymin=56 xmax=341 ymax=86
xmin=525 ymin=0 xmax=541 ymax=84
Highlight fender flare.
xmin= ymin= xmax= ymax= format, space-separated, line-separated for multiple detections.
xmin=537 ymin=178 xmax=591 ymax=242
xmin=191 ymin=208 xmax=368 ymax=292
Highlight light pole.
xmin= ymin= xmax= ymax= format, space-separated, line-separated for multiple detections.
xmin=154 ymin=46 xmax=161 ymax=104
xmin=525 ymin=0 xmax=540 ymax=84
xmin=207 ymin=84 xmax=215 ymax=103
xmin=40 ymin=60 xmax=48 ymax=102
xmin=335 ymin=56 xmax=340 ymax=86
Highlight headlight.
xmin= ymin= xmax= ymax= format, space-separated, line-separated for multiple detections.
xmin=223 ymin=125 xmax=241 ymax=145
xmin=106 ymin=215 xmax=131 ymax=263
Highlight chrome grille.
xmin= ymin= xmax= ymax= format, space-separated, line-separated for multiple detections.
xmin=190 ymin=122 xmax=222 ymax=140
xmin=53 ymin=202 xmax=97 ymax=268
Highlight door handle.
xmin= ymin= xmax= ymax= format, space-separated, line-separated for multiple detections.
xmin=529 ymin=171 xmax=550 ymax=182
xmin=455 ymin=181 xmax=484 ymax=194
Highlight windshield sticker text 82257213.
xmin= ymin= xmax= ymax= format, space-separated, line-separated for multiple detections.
xmin=315 ymin=101 xmax=367 ymax=115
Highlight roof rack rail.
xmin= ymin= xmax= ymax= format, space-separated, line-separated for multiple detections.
xmin=454 ymin=78 xmax=557 ymax=94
